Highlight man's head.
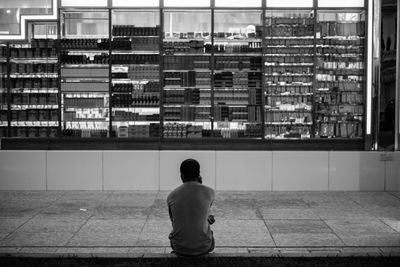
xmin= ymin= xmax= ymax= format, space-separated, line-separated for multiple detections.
xmin=180 ymin=159 xmax=200 ymax=182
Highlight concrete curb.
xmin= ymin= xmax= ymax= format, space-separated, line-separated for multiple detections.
xmin=1 ymin=246 xmax=400 ymax=258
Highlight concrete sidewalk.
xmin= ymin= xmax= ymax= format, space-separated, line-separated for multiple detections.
xmin=0 ymin=191 xmax=400 ymax=257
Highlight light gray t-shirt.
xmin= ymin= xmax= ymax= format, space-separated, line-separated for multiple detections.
xmin=167 ymin=181 xmax=215 ymax=256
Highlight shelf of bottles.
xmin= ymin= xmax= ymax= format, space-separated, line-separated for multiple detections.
xmin=315 ymin=11 xmax=365 ymax=139
xmin=0 ymin=44 xmax=7 ymax=137
xmin=162 ymin=10 xmax=212 ymax=138
xmin=264 ymin=10 xmax=315 ymax=139
xmin=7 ymin=40 xmax=59 ymax=138
xmin=111 ymin=10 xmax=161 ymax=138
xmin=60 ymin=10 xmax=110 ymax=138
xmin=212 ymin=11 xmax=263 ymax=139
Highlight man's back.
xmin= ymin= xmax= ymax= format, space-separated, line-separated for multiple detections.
xmin=167 ymin=181 xmax=215 ymax=256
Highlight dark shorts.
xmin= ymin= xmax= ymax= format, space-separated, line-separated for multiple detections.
xmin=170 ymin=231 xmax=215 ymax=257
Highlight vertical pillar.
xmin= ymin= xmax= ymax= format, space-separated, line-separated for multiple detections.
xmin=372 ymin=0 xmax=382 ymax=150
xmin=365 ymin=0 xmax=374 ymax=150
xmin=396 ymin=0 xmax=400 ymax=150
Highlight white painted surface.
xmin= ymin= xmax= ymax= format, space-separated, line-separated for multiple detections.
xmin=359 ymin=152 xmax=385 ymax=191
xmin=159 ymin=151 xmax=216 ymax=190
xmin=0 ymin=151 xmax=46 ymax=190
xmin=272 ymin=151 xmax=329 ymax=191
xmin=0 ymin=150 xmax=394 ymax=191
xmin=216 ymin=151 xmax=272 ymax=191
xmin=103 ymin=151 xmax=159 ymax=190
xmin=329 ymin=152 xmax=361 ymax=191
xmin=385 ymin=152 xmax=400 ymax=191
xmin=47 ymin=151 xmax=102 ymax=190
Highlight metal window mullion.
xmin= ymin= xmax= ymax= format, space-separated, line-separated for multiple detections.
xmin=211 ymin=7 xmax=215 ymax=135
xmin=311 ymin=8 xmax=317 ymax=138
xmin=159 ymin=7 xmax=164 ymax=142
xmin=6 ymin=43 xmax=11 ymax=137
xmin=261 ymin=7 xmax=266 ymax=140
xmin=108 ymin=8 xmax=112 ymax=138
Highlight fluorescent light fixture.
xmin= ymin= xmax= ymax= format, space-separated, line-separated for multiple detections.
xmin=267 ymin=0 xmax=313 ymax=8
xmin=318 ymin=0 xmax=364 ymax=7
xmin=366 ymin=0 xmax=372 ymax=135
xmin=0 ymin=0 xmax=58 ymax=40
xmin=215 ymin=0 xmax=261 ymax=7
xmin=61 ymin=0 xmax=108 ymax=7
xmin=164 ymin=0 xmax=210 ymax=7
xmin=113 ymin=0 xmax=159 ymax=7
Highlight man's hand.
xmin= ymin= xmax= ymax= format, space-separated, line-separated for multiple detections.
xmin=208 ymin=214 xmax=215 ymax=225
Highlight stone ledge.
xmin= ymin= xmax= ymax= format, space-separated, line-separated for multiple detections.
xmin=1 ymin=246 xmax=400 ymax=258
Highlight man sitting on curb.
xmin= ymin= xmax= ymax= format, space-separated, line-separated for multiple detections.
xmin=167 ymin=158 xmax=215 ymax=256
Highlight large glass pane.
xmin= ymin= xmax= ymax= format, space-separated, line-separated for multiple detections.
xmin=60 ymin=10 xmax=110 ymax=138
xmin=111 ymin=10 xmax=160 ymax=138
xmin=62 ymin=11 xmax=108 ymax=38
xmin=213 ymin=10 xmax=263 ymax=138
xmin=315 ymin=11 xmax=365 ymax=139
xmin=163 ymin=10 xmax=212 ymax=139
xmin=264 ymin=10 xmax=314 ymax=139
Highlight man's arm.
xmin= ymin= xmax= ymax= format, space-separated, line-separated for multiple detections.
xmin=168 ymin=203 xmax=173 ymax=222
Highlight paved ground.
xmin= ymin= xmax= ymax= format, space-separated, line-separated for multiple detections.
xmin=0 ymin=191 xmax=400 ymax=257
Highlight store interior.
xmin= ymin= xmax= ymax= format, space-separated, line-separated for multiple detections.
xmin=0 ymin=0 xmax=398 ymax=151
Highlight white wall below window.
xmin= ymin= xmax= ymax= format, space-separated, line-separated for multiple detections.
xmin=0 ymin=150 xmax=398 ymax=191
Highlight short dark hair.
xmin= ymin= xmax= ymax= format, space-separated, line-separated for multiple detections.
xmin=180 ymin=159 xmax=200 ymax=181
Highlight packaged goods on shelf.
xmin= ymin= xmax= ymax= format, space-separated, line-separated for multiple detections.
xmin=61 ymin=52 xmax=109 ymax=64
xmin=63 ymin=128 xmax=108 ymax=138
xmin=60 ymin=39 xmax=109 ymax=50
xmin=113 ymin=26 xmax=160 ymax=37
xmin=111 ymin=54 xmax=158 ymax=64
xmin=163 ymin=123 xmax=203 ymax=138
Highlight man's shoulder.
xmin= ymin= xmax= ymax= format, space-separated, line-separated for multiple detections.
xmin=198 ymin=184 xmax=215 ymax=199
xmin=167 ymin=184 xmax=184 ymax=202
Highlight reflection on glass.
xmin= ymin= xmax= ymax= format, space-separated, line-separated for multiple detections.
xmin=32 ymin=23 xmax=58 ymax=39
xmin=213 ymin=11 xmax=263 ymax=138
xmin=63 ymin=11 xmax=109 ymax=38
xmin=0 ymin=0 xmax=53 ymax=35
